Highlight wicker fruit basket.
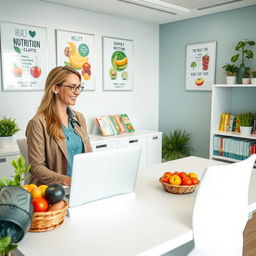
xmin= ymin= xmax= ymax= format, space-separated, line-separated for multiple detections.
xmin=29 ymin=200 xmax=68 ymax=232
xmin=159 ymin=178 xmax=199 ymax=194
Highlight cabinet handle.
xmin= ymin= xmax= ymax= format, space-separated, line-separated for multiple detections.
xmin=0 ymin=158 xmax=6 ymax=163
xmin=152 ymin=136 xmax=158 ymax=140
xmin=129 ymin=139 xmax=138 ymax=144
xmin=96 ymin=144 xmax=107 ymax=149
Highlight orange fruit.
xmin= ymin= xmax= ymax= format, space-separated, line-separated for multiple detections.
xmin=27 ymin=184 xmax=37 ymax=193
xmin=39 ymin=185 xmax=48 ymax=197
xmin=31 ymin=187 xmax=43 ymax=198
xmin=21 ymin=185 xmax=30 ymax=191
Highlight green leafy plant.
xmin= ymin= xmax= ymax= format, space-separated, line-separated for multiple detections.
xmin=231 ymin=39 xmax=255 ymax=67
xmin=251 ymin=70 xmax=256 ymax=78
xmin=239 ymin=112 xmax=254 ymax=127
xmin=0 ymin=156 xmax=30 ymax=188
xmin=243 ymin=70 xmax=250 ymax=78
xmin=0 ymin=117 xmax=20 ymax=137
xmin=0 ymin=236 xmax=17 ymax=256
xmin=162 ymin=129 xmax=194 ymax=161
xmin=222 ymin=64 xmax=238 ymax=76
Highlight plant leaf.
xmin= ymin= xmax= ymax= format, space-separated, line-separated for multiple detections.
xmin=231 ymin=54 xmax=239 ymax=63
xmin=244 ymin=49 xmax=254 ymax=58
xmin=13 ymin=46 xmax=21 ymax=54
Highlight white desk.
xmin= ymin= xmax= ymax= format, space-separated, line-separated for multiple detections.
xmin=18 ymin=156 xmax=256 ymax=256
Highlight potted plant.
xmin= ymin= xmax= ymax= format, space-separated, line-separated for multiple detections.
xmin=231 ymin=39 xmax=255 ymax=84
xmin=251 ymin=70 xmax=256 ymax=85
xmin=0 ymin=117 xmax=20 ymax=148
xmin=162 ymin=129 xmax=194 ymax=161
xmin=222 ymin=64 xmax=238 ymax=84
xmin=239 ymin=112 xmax=254 ymax=136
xmin=242 ymin=68 xmax=251 ymax=84
xmin=0 ymin=236 xmax=17 ymax=256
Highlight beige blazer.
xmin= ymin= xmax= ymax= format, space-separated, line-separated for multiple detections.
xmin=26 ymin=110 xmax=92 ymax=185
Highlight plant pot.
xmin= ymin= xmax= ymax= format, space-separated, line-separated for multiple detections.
xmin=242 ymin=78 xmax=250 ymax=84
xmin=226 ymin=76 xmax=236 ymax=84
xmin=240 ymin=126 xmax=252 ymax=136
xmin=0 ymin=136 xmax=13 ymax=148
xmin=251 ymin=78 xmax=256 ymax=85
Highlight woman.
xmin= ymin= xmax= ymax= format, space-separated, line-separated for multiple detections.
xmin=26 ymin=66 xmax=92 ymax=186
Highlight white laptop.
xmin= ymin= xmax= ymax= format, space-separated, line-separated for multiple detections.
xmin=68 ymin=146 xmax=141 ymax=208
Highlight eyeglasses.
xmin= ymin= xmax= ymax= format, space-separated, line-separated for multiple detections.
xmin=56 ymin=83 xmax=85 ymax=93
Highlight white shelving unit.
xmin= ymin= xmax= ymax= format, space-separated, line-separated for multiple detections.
xmin=210 ymin=84 xmax=256 ymax=163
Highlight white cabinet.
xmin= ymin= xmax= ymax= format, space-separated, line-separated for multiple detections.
xmin=210 ymin=84 xmax=256 ymax=163
xmin=90 ymin=129 xmax=162 ymax=168
xmin=0 ymin=144 xmax=20 ymax=179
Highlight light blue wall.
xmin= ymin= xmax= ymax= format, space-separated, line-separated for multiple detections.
xmin=159 ymin=5 xmax=256 ymax=158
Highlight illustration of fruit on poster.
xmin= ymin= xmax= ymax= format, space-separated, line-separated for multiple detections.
xmin=103 ymin=36 xmax=133 ymax=91
xmin=185 ymin=41 xmax=216 ymax=91
xmin=0 ymin=22 xmax=47 ymax=91
xmin=56 ymin=30 xmax=94 ymax=91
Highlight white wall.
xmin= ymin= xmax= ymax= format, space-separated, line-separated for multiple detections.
xmin=0 ymin=0 xmax=159 ymax=139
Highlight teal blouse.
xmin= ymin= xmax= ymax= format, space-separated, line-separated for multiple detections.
xmin=63 ymin=108 xmax=84 ymax=176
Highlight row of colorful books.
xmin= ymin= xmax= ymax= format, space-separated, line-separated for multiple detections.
xmin=213 ymin=136 xmax=256 ymax=160
xmin=219 ymin=113 xmax=256 ymax=134
xmin=218 ymin=113 xmax=240 ymax=132
xmin=96 ymin=114 xmax=135 ymax=136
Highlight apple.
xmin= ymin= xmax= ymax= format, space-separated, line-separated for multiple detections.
xmin=191 ymin=177 xmax=200 ymax=185
xmin=82 ymin=68 xmax=91 ymax=76
xmin=178 ymin=172 xmax=187 ymax=179
xmin=169 ymin=174 xmax=181 ymax=186
xmin=188 ymin=172 xmax=198 ymax=178
xmin=82 ymin=62 xmax=91 ymax=72
xmin=30 ymin=66 xmax=42 ymax=78
xmin=13 ymin=67 xmax=23 ymax=77
xmin=181 ymin=177 xmax=192 ymax=186
xmin=195 ymin=78 xmax=204 ymax=86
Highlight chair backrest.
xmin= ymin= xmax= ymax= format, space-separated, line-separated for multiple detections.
xmin=16 ymin=138 xmax=30 ymax=184
xmin=190 ymin=154 xmax=256 ymax=255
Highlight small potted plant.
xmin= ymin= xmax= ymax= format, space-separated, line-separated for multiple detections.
xmin=0 ymin=117 xmax=20 ymax=148
xmin=0 ymin=236 xmax=17 ymax=256
xmin=251 ymin=70 xmax=256 ymax=85
xmin=239 ymin=112 xmax=254 ymax=136
xmin=242 ymin=68 xmax=251 ymax=84
xmin=231 ymin=39 xmax=255 ymax=84
xmin=222 ymin=64 xmax=238 ymax=84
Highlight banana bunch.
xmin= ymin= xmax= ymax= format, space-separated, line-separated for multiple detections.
xmin=68 ymin=42 xmax=88 ymax=69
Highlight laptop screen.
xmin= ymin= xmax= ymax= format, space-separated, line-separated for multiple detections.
xmin=68 ymin=146 xmax=141 ymax=208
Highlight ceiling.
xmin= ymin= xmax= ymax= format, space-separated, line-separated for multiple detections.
xmin=40 ymin=0 xmax=256 ymax=24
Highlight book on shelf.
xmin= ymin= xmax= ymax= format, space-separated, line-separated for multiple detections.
xmin=120 ymin=114 xmax=135 ymax=133
xmin=95 ymin=116 xmax=116 ymax=136
xmin=113 ymin=115 xmax=126 ymax=133
xmin=219 ymin=113 xmax=226 ymax=131
xmin=107 ymin=115 xmax=120 ymax=134
xmin=253 ymin=116 xmax=256 ymax=135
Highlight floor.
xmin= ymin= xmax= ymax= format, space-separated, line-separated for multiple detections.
xmin=243 ymin=212 xmax=256 ymax=256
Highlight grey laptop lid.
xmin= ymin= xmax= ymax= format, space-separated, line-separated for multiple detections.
xmin=69 ymin=146 xmax=141 ymax=208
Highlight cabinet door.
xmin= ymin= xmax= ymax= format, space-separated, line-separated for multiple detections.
xmin=91 ymin=141 xmax=118 ymax=152
xmin=147 ymin=134 xmax=162 ymax=165
xmin=118 ymin=137 xmax=148 ymax=168
xmin=0 ymin=154 xmax=20 ymax=179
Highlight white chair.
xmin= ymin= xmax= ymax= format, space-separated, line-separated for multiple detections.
xmin=16 ymin=138 xmax=30 ymax=184
xmin=188 ymin=154 xmax=256 ymax=256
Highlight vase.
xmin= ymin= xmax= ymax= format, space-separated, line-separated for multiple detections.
xmin=242 ymin=78 xmax=250 ymax=84
xmin=240 ymin=126 xmax=252 ymax=136
xmin=0 ymin=136 xmax=13 ymax=148
xmin=251 ymin=78 xmax=256 ymax=85
xmin=237 ymin=66 xmax=249 ymax=84
xmin=226 ymin=76 xmax=236 ymax=84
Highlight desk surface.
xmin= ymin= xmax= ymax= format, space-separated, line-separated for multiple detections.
xmin=18 ymin=156 xmax=256 ymax=256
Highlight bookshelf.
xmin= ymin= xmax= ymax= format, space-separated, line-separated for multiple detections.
xmin=210 ymin=84 xmax=256 ymax=163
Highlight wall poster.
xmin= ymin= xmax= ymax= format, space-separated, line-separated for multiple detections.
xmin=185 ymin=41 xmax=216 ymax=91
xmin=103 ymin=36 xmax=133 ymax=91
xmin=0 ymin=21 xmax=47 ymax=91
xmin=56 ymin=29 xmax=95 ymax=91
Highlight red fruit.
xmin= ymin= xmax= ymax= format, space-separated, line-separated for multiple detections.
xmin=81 ymin=68 xmax=91 ymax=76
xmin=32 ymin=197 xmax=48 ymax=212
xmin=181 ymin=177 xmax=192 ymax=186
xmin=30 ymin=66 xmax=41 ymax=78
xmin=191 ymin=177 xmax=200 ymax=185
xmin=82 ymin=62 xmax=91 ymax=72
xmin=178 ymin=172 xmax=187 ymax=179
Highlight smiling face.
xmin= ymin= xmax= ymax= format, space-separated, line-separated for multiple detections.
xmin=54 ymin=73 xmax=81 ymax=107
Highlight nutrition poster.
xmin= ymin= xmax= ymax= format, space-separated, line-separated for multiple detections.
xmin=185 ymin=41 xmax=216 ymax=91
xmin=103 ymin=36 xmax=133 ymax=91
xmin=56 ymin=30 xmax=95 ymax=91
xmin=0 ymin=22 xmax=47 ymax=91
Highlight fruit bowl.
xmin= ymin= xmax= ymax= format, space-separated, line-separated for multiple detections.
xmin=159 ymin=178 xmax=199 ymax=194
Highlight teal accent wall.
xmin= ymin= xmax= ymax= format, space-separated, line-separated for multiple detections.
xmin=159 ymin=5 xmax=256 ymax=158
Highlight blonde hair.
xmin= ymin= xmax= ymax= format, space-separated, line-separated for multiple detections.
xmin=37 ymin=66 xmax=81 ymax=141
